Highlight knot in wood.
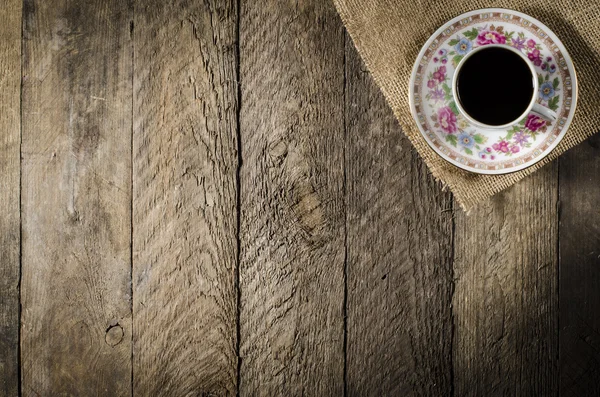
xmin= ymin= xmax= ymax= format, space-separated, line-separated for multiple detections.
xmin=105 ymin=323 xmax=124 ymax=347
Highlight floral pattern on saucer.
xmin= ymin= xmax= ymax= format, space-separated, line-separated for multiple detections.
xmin=410 ymin=9 xmax=577 ymax=174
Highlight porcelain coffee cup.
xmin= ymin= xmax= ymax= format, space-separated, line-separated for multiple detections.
xmin=452 ymin=44 xmax=557 ymax=129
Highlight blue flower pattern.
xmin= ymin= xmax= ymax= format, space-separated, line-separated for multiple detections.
xmin=539 ymin=81 xmax=555 ymax=100
xmin=458 ymin=132 xmax=475 ymax=148
xmin=455 ymin=38 xmax=472 ymax=55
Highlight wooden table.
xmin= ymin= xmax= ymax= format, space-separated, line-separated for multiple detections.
xmin=1 ymin=0 xmax=599 ymax=395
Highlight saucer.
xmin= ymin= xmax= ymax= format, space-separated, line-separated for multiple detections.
xmin=409 ymin=8 xmax=578 ymax=174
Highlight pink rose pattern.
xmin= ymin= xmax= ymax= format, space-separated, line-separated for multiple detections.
xmin=524 ymin=114 xmax=546 ymax=132
xmin=438 ymin=106 xmax=457 ymax=134
xmin=424 ymin=23 xmax=560 ymax=160
xmin=476 ymin=30 xmax=506 ymax=45
xmin=492 ymin=140 xmax=510 ymax=153
xmin=424 ymin=64 xmax=448 ymax=104
xmin=433 ymin=65 xmax=446 ymax=83
xmin=528 ymin=48 xmax=542 ymax=67
xmin=481 ymin=113 xmax=549 ymax=157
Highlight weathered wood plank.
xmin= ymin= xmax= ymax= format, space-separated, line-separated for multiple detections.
xmin=344 ymin=41 xmax=454 ymax=396
xmin=239 ymin=0 xmax=345 ymax=395
xmin=453 ymin=166 xmax=558 ymax=396
xmin=21 ymin=0 xmax=133 ymax=394
xmin=132 ymin=1 xmax=239 ymax=395
xmin=559 ymin=134 xmax=600 ymax=397
xmin=0 ymin=1 xmax=22 ymax=395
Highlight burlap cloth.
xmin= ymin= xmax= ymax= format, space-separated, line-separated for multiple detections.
xmin=333 ymin=0 xmax=600 ymax=210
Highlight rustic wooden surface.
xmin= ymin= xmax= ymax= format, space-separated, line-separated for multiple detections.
xmin=132 ymin=0 xmax=238 ymax=395
xmin=239 ymin=1 xmax=345 ymax=395
xmin=1 ymin=0 xmax=599 ymax=396
xmin=345 ymin=42 xmax=454 ymax=396
xmin=21 ymin=0 xmax=132 ymax=395
xmin=0 ymin=1 xmax=22 ymax=396
xmin=453 ymin=165 xmax=559 ymax=396
xmin=559 ymin=134 xmax=600 ymax=397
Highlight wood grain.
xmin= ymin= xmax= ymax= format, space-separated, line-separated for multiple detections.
xmin=239 ymin=0 xmax=345 ymax=394
xmin=559 ymin=134 xmax=600 ymax=397
xmin=453 ymin=166 xmax=558 ymax=396
xmin=21 ymin=0 xmax=133 ymax=394
xmin=0 ymin=1 xmax=22 ymax=395
xmin=132 ymin=0 xmax=239 ymax=395
xmin=344 ymin=41 xmax=454 ymax=396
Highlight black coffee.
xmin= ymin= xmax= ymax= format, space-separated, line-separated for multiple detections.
xmin=457 ymin=47 xmax=534 ymax=126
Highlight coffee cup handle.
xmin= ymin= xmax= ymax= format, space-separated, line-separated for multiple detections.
xmin=531 ymin=103 xmax=557 ymax=122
